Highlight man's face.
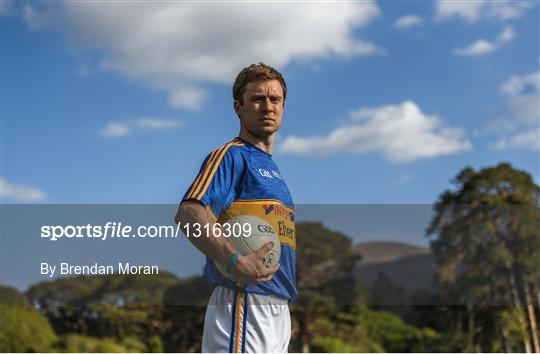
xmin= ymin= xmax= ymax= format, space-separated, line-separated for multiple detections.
xmin=234 ymin=79 xmax=285 ymax=139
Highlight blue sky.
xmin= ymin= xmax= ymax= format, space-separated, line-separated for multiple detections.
xmin=2 ymin=0 xmax=539 ymax=205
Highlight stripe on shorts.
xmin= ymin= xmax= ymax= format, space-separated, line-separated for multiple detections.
xmin=229 ymin=291 xmax=247 ymax=353
xmin=241 ymin=293 xmax=248 ymax=353
xmin=228 ymin=291 xmax=238 ymax=353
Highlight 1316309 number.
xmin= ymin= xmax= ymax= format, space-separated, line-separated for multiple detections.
xmin=182 ymin=223 xmax=251 ymax=238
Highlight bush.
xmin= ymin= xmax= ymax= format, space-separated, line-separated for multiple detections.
xmin=148 ymin=335 xmax=164 ymax=352
xmin=311 ymin=335 xmax=383 ymax=353
xmin=56 ymin=334 xmax=146 ymax=352
xmin=0 ymin=304 xmax=57 ymax=352
xmin=365 ymin=310 xmax=441 ymax=352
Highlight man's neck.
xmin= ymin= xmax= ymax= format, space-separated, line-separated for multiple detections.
xmin=239 ymin=130 xmax=274 ymax=154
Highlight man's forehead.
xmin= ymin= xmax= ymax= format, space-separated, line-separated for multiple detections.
xmin=245 ymin=80 xmax=283 ymax=96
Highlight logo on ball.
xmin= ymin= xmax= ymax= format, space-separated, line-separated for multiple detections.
xmin=257 ymin=224 xmax=275 ymax=235
xmin=216 ymin=215 xmax=281 ymax=279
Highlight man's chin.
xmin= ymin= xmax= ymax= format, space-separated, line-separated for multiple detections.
xmin=251 ymin=128 xmax=277 ymax=139
xmin=260 ymin=127 xmax=279 ymax=136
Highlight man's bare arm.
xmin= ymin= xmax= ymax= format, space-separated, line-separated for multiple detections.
xmin=175 ymin=201 xmax=279 ymax=286
xmin=175 ymin=201 xmax=238 ymax=268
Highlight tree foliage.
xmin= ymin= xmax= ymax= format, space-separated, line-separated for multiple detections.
xmin=426 ymin=163 xmax=540 ymax=352
xmin=291 ymin=221 xmax=365 ymax=351
xmin=0 ymin=305 xmax=57 ymax=352
xmin=56 ymin=334 xmax=146 ymax=353
xmin=0 ymin=285 xmax=29 ymax=306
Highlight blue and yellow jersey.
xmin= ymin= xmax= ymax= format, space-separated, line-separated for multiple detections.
xmin=182 ymin=137 xmax=296 ymax=301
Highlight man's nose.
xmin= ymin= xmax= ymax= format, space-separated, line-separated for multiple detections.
xmin=261 ymin=98 xmax=273 ymax=112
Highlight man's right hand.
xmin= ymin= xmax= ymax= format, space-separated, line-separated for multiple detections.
xmin=229 ymin=241 xmax=280 ymax=287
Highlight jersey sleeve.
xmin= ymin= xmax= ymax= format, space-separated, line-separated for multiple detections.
xmin=182 ymin=146 xmax=246 ymax=218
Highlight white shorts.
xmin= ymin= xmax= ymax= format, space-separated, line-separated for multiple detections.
xmin=201 ymin=286 xmax=291 ymax=353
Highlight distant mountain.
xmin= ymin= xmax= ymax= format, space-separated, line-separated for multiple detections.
xmin=354 ymin=241 xmax=437 ymax=295
xmin=354 ymin=241 xmax=430 ymax=265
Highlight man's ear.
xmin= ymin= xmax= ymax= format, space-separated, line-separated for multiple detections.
xmin=233 ymin=100 xmax=241 ymax=118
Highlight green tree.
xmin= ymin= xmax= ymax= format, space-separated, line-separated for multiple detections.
xmin=56 ymin=334 xmax=146 ymax=352
xmin=161 ymin=277 xmax=212 ymax=352
xmin=0 ymin=286 xmax=57 ymax=352
xmin=25 ymin=272 xmax=180 ymax=351
xmin=427 ymin=163 xmax=540 ymax=352
xmin=369 ymin=271 xmax=409 ymax=318
xmin=0 ymin=285 xmax=29 ymax=306
xmin=291 ymin=221 xmax=363 ymax=352
xmin=364 ymin=309 xmax=440 ymax=352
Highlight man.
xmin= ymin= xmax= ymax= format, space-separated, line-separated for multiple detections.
xmin=175 ymin=63 xmax=296 ymax=353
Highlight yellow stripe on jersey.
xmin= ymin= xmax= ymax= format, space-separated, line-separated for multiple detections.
xmin=193 ymin=141 xmax=244 ymax=201
xmin=186 ymin=139 xmax=244 ymax=200
xmin=189 ymin=145 xmax=225 ymax=200
xmin=186 ymin=148 xmax=219 ymax=199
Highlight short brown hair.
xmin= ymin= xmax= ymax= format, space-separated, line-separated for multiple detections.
xmin=232 ymin=63 xmax=287 ymax=104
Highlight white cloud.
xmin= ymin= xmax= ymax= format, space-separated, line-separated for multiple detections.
xmin=435 ymin=0 xmax=532 ymax=23
xmin=168 ymin=87 xmax=207 ymax=111
xmin=497 ymin=26 xmax=515 ymax=43
xmin=1 ymin=0 xmax=15 ymax=16
xmin=24 ymin=2 xmax=382 ymax=110
xmin=23 ymin=4 xmax=60 ymax=30
xmin=501 ymin=70 xmax=539 ymax=124
xmin=506 ymin=94 xmax=539 ymax=124
xmin=490 ymin=71 xmax=540 ymax=151
xmin=394 ymin=15 xmax=423 ymax=29
xmin=101 ymin=118 xmax=182 ymax=139
xmin=493 ymin=131 xmax=540 ymax=151
xmin=435 ymin=1 xmax=485 ymax=22
xmin=501 ymin=71 xmax=539 ymax=96
xmin=134 ymin=117 xmax=181 ymax=130
xmin=454 ymin=39 xmax=496 ymax=56
xmin=101 ymin=122 xmax=130 ymax=139
xmin=454 ymin=27 xmax=515 ymax=56
xmin=398 ymin=173 xmax=414 ymax=184
xmin=279 ymin=101 xmax=472 ymax=163
xmin=0 ymin=178 xmax=46 ymax=202
xmin=487 ymin=1 xmax=534 ymax=21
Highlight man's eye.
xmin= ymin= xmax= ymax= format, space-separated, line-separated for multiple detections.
xmin=271 ymin=98 xmax=281 ymax=103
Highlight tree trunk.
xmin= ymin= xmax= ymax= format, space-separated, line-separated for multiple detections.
xmin=510 ymin=271 xmax=532 ymax=353
xmin=501 ymin=326 xmax=512 ymax=353
xmin=302 ymin=341 xmax=310 ymax=353
xmin=526 ymin=338 xmax=533 ymax=353
xmin=525 ymin=284 xmax=540 ymax=353
xmin=535 ymin=283 xmax=540 ymax=316
xmin=510 ymin=272 xmax=521 ymax=306
xmin=298 ymin=315 xmax=310 ymax=353
xmin=467 ymin=302 xmax=476 ymax=352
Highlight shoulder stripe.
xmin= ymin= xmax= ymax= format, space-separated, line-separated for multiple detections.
xmin=193 ymin=142 xmax=234 ymax=200
xmin=186 ymin=139 xmax=245 ymax=201
xmin=188 ymin=145 xmax=225 ymax=200
xmin=232 ymin=137 xmax=245 ymax=146
xmin=185 ymin=148 xmax=220 ymax=200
